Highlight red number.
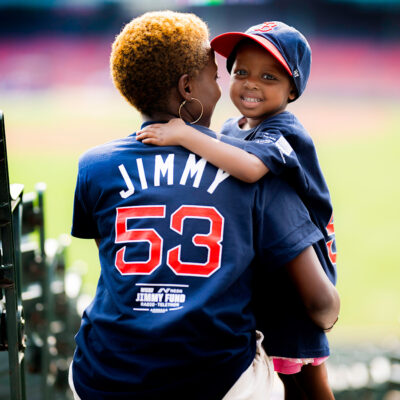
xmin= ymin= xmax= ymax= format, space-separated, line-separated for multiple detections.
xmin=115 ymin=206 xmax=165 ymax=275
xmin=326 ymin=239 xmax=337 ymax=265
xmin=114 ymin=205 xmax=224 ymax=277
xmin=325 ymin=214 xmax=337 ymax=265
xmin=326 ymin=214 xmax=335 ymax=236
xmin=167 ymin=206 xmax=224 ymax=277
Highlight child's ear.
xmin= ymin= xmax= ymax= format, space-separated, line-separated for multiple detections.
xmin=288 ymin=85 xmax=297 ymax=102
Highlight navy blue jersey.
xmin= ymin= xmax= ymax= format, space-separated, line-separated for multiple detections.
xmin=71 ymin=121 xmax=322 ymax=399
xmin=220 ymin=111 xmax=337 ymax=358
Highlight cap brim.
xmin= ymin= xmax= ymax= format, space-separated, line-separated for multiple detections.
xmin=211 ymin=32 xmax=292 ymax=77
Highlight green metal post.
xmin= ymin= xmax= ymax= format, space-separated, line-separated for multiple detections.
xmin=37 ymin=183 xmax=53 ymax=400
xmin=12 ymin=185 xmax=26 ymax=399
xmin=0 ymin=110 xmax=26 ymax=400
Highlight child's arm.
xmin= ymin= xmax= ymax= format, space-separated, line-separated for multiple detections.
xmin=136 ymin=119 xmax=269 ymax=183
xmin=285 ymin=246 xmax=340 ymax=331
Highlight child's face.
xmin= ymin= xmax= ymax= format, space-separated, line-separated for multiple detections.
xmin=190 ymin=52 xmax=222 ymax=128
xmin=229 ymin=42 xmax=297 ymax=128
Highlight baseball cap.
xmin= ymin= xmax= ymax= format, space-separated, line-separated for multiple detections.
xmin=210 ymin=21 xmax=311 ymax=99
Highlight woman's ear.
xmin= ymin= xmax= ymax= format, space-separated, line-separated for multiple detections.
xmin=178 ymin=74 xmax=193 ymax=101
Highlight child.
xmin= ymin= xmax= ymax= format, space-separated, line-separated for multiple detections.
xmin=136 ymin=21 xmax=338 ymax=399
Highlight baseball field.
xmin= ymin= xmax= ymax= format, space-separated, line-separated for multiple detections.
xmin=2 ymin=37 xmax=400 ymax=346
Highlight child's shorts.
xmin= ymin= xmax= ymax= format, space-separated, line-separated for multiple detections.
xmin=272 ymin=356 xmax=329 ymax=375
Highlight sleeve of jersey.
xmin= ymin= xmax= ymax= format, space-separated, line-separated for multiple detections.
xmin=255 ymin=176 xmax=323 ymax=269
xmin=220 ymin=130 xmax=300 ymax=175
xmin=71 ymin=167 xmax=100 ymax=239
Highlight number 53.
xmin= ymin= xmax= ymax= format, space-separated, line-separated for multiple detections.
xmin=115 ymin=205 xmax=224 ymax=277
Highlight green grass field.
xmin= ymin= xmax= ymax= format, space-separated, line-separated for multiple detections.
xmin=3 ymin=88 xmax=400 ymax=344
xmin=318 ymin=122 xmax=400 ymax=341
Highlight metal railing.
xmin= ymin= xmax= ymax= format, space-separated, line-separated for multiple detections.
xmin=0 ymin=111 xmax=26 ymax=399
xmin=0 ymin=111 xmax=83 ymax=400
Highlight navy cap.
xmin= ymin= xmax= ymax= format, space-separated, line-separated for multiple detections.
xmin=211 ymin=21 xmax=311 ymax=99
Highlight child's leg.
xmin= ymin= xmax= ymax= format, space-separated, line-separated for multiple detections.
xmin=278 ymin=373 xmax=308 ymax=400
xmin=293 ymin=362 xmax=334 ymax=400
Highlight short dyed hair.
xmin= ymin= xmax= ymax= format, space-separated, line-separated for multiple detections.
xmin=110 ymin=11 xmax=210 ymax=116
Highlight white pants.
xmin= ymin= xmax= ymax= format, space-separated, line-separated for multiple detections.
xmin=222 ymin=331 xmax=274 ymax=400
xmin=69 ymin=331 xmax=273 ymax=400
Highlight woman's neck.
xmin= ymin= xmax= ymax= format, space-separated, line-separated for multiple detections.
xmin=142 ymin=92 xmax=181 ymax=123
xmin=142 ymin=112 xmax=177 ymax=123
xmin=142 ymin=112 xmax=210 ymax=128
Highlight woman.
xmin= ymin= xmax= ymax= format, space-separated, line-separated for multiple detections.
xmin=69 ymin=11 xmax=339 ymax=400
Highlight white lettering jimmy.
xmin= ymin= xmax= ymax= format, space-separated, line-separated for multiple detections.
xmin=154 ymin=154 xmax=174 ymax=186
xmin=118 ymin=153 xmax=230 ymax=199
xmin=180 ymin=154 xmax=207 ymax=188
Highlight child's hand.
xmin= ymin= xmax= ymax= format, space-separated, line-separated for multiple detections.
xmin=136 ymin=118 xmax=187 ymax=146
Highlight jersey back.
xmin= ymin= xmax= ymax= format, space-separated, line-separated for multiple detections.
xmin=71 ymin=122 xmax=322 ymax=398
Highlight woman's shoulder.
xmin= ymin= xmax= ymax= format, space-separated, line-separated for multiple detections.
xmin=78 ymin=135 xmax=134 ymax=169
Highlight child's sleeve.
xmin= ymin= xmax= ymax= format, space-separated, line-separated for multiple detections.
xmin=254 ymin=175 xmax=323 ymax=269
xmin=221 ymin=129 xmax=300 ymax=176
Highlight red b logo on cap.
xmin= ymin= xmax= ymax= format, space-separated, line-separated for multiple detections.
xmin=254 ymin=22 xmax=278 ymax=33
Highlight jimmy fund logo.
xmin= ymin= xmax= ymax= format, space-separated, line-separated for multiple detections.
xmin=133 ymin=284 xmax=187 ymax=313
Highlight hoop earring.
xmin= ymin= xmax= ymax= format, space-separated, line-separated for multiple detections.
xmin=178 ymin=97 xmax=204 ymax=124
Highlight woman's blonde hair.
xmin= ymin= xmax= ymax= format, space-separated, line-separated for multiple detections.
xmin=110 ymin=10 xmax=210 ymax=116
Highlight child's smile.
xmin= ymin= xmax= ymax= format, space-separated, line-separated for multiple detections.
xmin=240 ymin=94 xmax=263 ymax=108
